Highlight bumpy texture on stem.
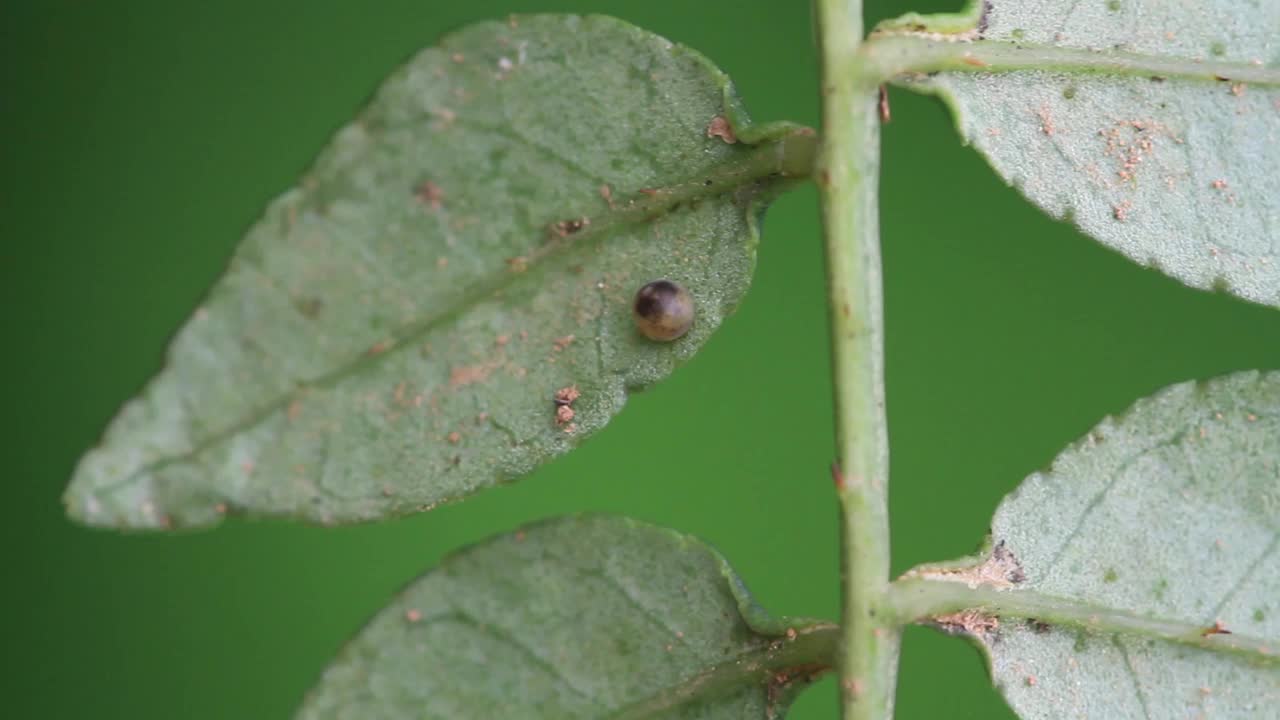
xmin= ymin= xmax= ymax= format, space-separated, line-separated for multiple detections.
xmin=814 ymin=1 xmax=898 ymax=718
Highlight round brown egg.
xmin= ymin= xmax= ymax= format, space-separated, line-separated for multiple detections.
xmin=632 ymin=279 xmax=694 ymax=341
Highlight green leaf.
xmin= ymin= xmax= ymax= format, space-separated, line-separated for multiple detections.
xmin=892 ymin=371 xmax=1279 ymax=719
xmin=297 ymin=515 xmax=835 ymax=719
xmin=63 ymin=14 xmax=814 ymax=530
xmin=875 ymin=1 xmax=1280 ymax=309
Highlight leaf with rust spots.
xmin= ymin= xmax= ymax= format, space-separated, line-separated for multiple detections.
xmin=879 ymin=0 xmax=1280 ymax=309
xmin=900 ymin=371 xmax=1280 ymax=720
xmin=62 ymin=15 xmax=814 ymax=530
xmin=297 ymin=515 xmax=836 ymax=719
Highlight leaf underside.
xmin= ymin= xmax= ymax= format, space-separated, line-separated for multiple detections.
xmin=885 ymin=0 xmax=1280 ymax=309
xmin=918 ymin=371 xmax=1280 ymax=719
xmin=64 ymin=14 xmax=809 ymax=530
xmin=297 ymin=515 xmax=835 ymax=719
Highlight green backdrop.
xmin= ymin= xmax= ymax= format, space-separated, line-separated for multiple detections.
xmin=4 ymin=1 xmax=1277 ymax=718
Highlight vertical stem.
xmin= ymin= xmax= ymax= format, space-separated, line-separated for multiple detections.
xmin=814 ymin=1 xmax=898 ymax=719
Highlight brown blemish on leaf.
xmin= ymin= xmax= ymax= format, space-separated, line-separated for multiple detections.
xmin=1229 ymin=82 xmax=1246 ymax=97
xmin=366 ymin=339 xmax=393 ymax=356
xmin=446 ymin=431 xmax=461 ymax=444
xmin=414 ymin=180 xmax=444 ymax=210
xmin=931 ymin=609 xmax=1000 ymax=639
xmin=287 ymin=400 xmax=303 ymax=422
xmin=901 ymin=540 xmax=1026 ymax=589
xmin=450 ymin=52 xmax=464 ymax=63
xmin=450 ymin=363 xmax=495 ymax=388
xmin=766 ymin=663 xmax=830 ymax=714
xmin=552 ymin=334 xmax=575 ymax=352
xmin=1113 ymin=201 xmax=1133 ymax=222
xmin=507 ymin=256 xmax=529 ymax=273
xmin=1036 ymin=105 xmax=1056 ymax=136
xmin=599 ymin=184 xmax=615 ymax=209
xmin=554 ymin=385 xmax=580 ymax=432
xmin=554 ymin=385 xmax=581 ymax=406
xmin=1202 ymin=619 xmax=1232 ymax=636
xmin=830 ymin=462 xmax=846 ymax=491
xmin=430 ymin=107 xmax=456 ymax=130
xmin=405 ymin=608 xmax=423 ymax=623
xmin=960 ymin=52 xmax=988 ymax=67
xmin=878 ymin=85 xmax=891 ymax=123
xmin=706 ymin=115 xmax=737 ymax=144
xmin=549 ymin=217 xmax=590 ymax=238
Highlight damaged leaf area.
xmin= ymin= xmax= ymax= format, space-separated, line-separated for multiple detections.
xmin=297 ymin=516 xmax=836 ymax=719
xmin=63 ymin=15 xmax=814 ymax=529
xmin=879 ymin=0 xmax=1280 ymax=309
xmin=899 ymin=371 xmax=1280 ymax=719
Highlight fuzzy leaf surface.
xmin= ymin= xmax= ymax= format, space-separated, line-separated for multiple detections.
xmin=879 ymin=1 xmax=1280 ymax=309
xmin=896 ymin=371 xmax=1280 ymax=719
xmin=298 ymin=515 xmax=835 ymax=719
xmin=64 ymin=14 xmax=810 ymax=529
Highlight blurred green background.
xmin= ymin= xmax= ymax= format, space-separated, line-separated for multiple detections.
xmin=3 ymin=1 xmax=1277 ymax=718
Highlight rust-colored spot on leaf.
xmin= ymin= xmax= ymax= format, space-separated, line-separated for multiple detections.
xmin=415 ymin=180 xmax=444 ymax=210
xmin=1202 ymin=619 xmax=1232 ymax=637
xmin=450 ymin=363 xmax=494 ymax=387
xmin=706 ymin=115 xmax=737 ymax=144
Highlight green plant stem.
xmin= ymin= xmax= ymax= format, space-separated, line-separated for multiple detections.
xmin=887 ymin=578 xmax=1278 ymax=665
xmin=814 ymin=2 xmax=897 ymax=719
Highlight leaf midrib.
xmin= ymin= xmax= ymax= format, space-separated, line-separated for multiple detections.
xmin=95 ymin=132 xmax=813 ymax=496
xmin=889 ymin=577 xmax=1279 ymax=667
xmin=607 ymin=623 xmax=838 ymax=720
xmin=866 ymin=35 xmax=1280 ymax=87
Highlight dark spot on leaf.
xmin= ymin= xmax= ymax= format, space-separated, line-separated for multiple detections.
xmin=1106 ymin=0 xmax=1121 ymax=11
xmin=1210 ymin=41 xmax=1226 ymax=57
xmin=549 ymin=217 xmax=590 ymax=238
xmin=293 ymin=296 xmax=324 ymax=319
xmin=1027 ymin=619 xmax=1051 ymax=634
xmin=1011 ymin=29 xmax=1025 ymax=41
xmin=977 ymin=1 xmax=993 ymax=35
xmin=1062 ymin=85 xmax=1078 ymax=100
xmin=1103 ymin=568 xmax=1119 ymax=583
xmin=1254 ymin=609 xmax=1266 ymax=622
xmin=1073 ymin=631 xmax=1088 ymax=652
xmin=1149 ymin=76 xmax=1166 ymax=83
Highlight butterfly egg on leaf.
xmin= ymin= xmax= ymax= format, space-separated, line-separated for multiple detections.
xmin=633 ymin=279 xmax=694 ymax=341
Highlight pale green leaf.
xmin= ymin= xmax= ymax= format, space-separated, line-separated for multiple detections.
xmin=893 ymin=371 xmax=1279 ymax=719
xmin=297 ymin=515 xmax=835 ymax=719
xmin=877 ymin=1 xmax=1280 ymax=309
xmin=63 ymin=15 xmax=813 ymax=530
